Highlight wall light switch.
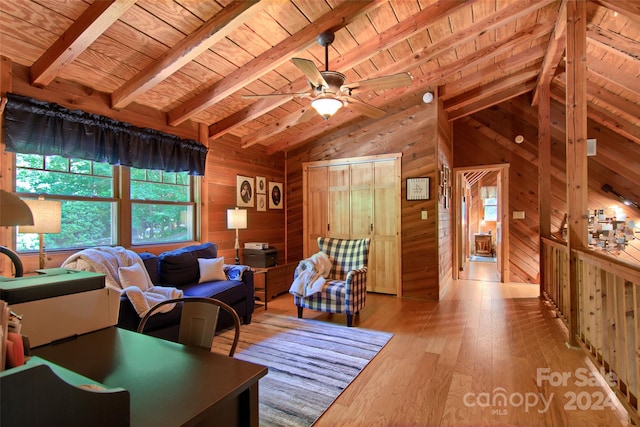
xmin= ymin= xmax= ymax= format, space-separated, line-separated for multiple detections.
xmin=513 ymin=211 xmax=525 ymax=219
xmin=421 ymin=210 xmax=428 ymax=220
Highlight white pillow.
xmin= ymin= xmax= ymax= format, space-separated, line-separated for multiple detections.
xmin=119 ymin=263 xmax=153 ymax=291
xmin=198 ymin=257 xmax=227 ymax=283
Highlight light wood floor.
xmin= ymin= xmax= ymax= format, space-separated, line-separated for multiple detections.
xmin=262 ymin=279 xmax=630 ymax=426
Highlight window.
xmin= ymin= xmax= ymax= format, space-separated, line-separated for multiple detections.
xmin=15 ymin=154 xmax=195 ymax=252
xmin=481 ymin=186 xmax=498 ymax=221
xmin=130 ymin=168 xmax=193 ymax=244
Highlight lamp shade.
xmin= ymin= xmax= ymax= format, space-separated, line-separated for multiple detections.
xmin=19 ymin=199 xmax=61 ymax=234
xmin=0 ymin=190 xmax=34 ymax=227
xmin=227 ymin=208 xmax=247 ymax=230
xmin=311 ymin=98 xmax=343 ymax=119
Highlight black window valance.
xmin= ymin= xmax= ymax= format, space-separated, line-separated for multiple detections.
xmin=3 ymin=93 xmax=207 ymax=176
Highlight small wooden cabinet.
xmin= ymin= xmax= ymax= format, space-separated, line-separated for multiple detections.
xmin=253 ymin=263 xmax=297 ymax=309
xmin=474 ymin=234 xmax=492 ymax=256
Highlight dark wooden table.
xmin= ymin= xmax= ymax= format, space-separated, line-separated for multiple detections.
xmin=33 ymin=327 xmax=267 ymax=427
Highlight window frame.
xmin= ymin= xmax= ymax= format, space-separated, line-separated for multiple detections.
xmin=14 ymin=153 xmax=200 ymax=253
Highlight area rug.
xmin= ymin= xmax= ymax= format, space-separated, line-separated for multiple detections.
xmin=469 ymin=255 xmax=496 ymax=263
xmin=212 ymin=312 xmax=393 ymax=427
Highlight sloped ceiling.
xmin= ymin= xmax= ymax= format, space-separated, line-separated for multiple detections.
xmin=0 ymin=0 xmax=638 ymax=155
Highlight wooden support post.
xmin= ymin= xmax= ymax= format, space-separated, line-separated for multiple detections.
xmin=538 ymin=81 xmax=552 ymax=298
xmin=565 ymin=0 xmax=588 ymax=348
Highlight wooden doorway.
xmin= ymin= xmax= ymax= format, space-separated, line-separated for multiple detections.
xmin=453 ymin=164 xmax=509 ymax=282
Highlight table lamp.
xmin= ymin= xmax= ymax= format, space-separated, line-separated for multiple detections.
xmin=19 ymin=197 xmax=62 ymax=270
xmin=0 ymin=190 xmax=34 ymax=277
xmin=227 ymin=207 xmax=247 ymax=264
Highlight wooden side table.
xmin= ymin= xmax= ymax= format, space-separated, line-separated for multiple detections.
xmin=253 ymin=263 xmax=297 ymax=310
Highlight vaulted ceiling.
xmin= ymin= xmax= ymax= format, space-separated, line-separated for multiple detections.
xmin=1 ymin=0 xmax=638 ymax=153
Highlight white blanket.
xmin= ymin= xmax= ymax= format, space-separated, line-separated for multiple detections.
xmin=289 ymin=251 xmax=332 ymax=297
xmin=62 ymin=246 xmax=183 ymax=317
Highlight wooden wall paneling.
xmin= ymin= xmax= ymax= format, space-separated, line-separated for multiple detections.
xmin=202 ymin=137 xmax=285 ymax=264
xmin=287 ymin=94 xmax=440 ymax=300
xmin=438 ymin=95 xmax=454 ymax=299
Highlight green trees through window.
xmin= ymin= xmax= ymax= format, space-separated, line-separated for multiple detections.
xmin=15 ymin=154 xmax=194 ymax=252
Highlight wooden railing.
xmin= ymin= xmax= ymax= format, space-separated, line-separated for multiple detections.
xmin=541 ymin=236 xmax=570 ymax=322
xmin=541 ymin=236 xmax=640 ymax=421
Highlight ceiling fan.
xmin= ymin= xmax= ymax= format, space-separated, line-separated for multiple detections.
xmin=243 ymin=30 xmax=413 ymax=121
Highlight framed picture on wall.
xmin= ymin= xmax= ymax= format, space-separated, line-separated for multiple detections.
xmin=406 ymin=177 xmax=430 ymax=200
xmin=236 ymin=175 xmax=254 ymax=208
xmin=256 ymin=176 xmax=266 ymax=194
xmin=269 ymin=182 xmax=283 ymax=209
xmin=257 ymin=194 xmax=266 ymax=212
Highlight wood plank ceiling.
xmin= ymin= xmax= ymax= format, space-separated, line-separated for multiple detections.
xmin=0 ymin=0 xmax=638 ymax=154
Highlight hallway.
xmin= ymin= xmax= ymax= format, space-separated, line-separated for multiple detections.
xmin=459 ymin=257 xmax=501 ymax=282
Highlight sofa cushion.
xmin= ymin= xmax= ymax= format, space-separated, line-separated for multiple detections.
xmin=139 ymin=252 xmax=159 ymax=285
xmin=182 ymin=280 xmax=246 ymax=304
xmin=198 ymin=257 xmax=226 ymax=283
xmin=158 ymin=243 xmax=218 ymax=287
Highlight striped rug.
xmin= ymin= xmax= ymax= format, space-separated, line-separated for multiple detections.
xmin=212 ymin=312 xmax=393 ymax=427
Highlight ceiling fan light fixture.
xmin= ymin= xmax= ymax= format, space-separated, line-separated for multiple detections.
xmin=311 ymin=97 xmax=343 ymax=120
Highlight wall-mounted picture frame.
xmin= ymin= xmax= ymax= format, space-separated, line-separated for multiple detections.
xmin=406 ymin=177 xmax=430 ymax=201
xmin=256 ymin=194 xmax=266 ymax=212
xmin=269 ymin=182 xmax=283 ymax=209
xmin=256 ymin=176 xmax=266 ymax=194
xmin=236 ymin=175 xmax=254 ymax=208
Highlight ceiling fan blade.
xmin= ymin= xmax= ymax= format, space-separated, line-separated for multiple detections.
xmin=343 ymin=97 xmax=386 ymax=119
xmin=342 ymin=73 xmax=412 ymax=92
xmin=296 ymin=107 xmax=318 ymax=124
xmin=242 ymin=92 xmax=306 ymax=99
xmin=291 ymin=58 xmax=328 ymax=88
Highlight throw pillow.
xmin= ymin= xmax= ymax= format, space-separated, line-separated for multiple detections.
xmin=198 ymin=257 xmax=227 ymax=283
xmin=119 ymin=263 xmax=153 ymax=291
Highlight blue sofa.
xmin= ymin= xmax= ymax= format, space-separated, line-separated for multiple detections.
xmin=117 ymin=243 xmax=255 ymax=340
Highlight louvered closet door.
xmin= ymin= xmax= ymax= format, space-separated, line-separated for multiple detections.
xmin=303 ymin=156 xmax=401 ymax=295
xmin=328 ymin=165 xmax=350 ymax=239
xmin=306 ymin=167 xmax=328 ymax=255
xmin=371 ymin=160 xmax=400 ymax=294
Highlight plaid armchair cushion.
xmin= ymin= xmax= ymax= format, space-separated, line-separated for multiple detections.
xmin=294 ymin=237 xmax=370 ymax=325
xmin=318 ymin=237 xmax=370 ymax=281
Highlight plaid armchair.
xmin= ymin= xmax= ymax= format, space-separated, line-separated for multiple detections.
xmin=294 ymin=237 xmax=370 ymax=327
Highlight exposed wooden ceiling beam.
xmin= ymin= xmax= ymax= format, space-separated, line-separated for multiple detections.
xmin=592 ymin=0 xmax=640 ymax=23
xmin=242 ymin=12 xmax=555 ymax=148
xmin=444 ymin=65 xmax=538 ymax=111
xmin=30 ymin=0 xmax=137 ymax=87
xmin=585 ymin=77 xmax=640 ymax=125
xmin=111 ymin=0 xmax=261 ymax=109
xmin=447 ymin=80 xmax=537 ymax=121
xmin=440 ymin=46 xmax=546 ymax=100
xmin=243 ymin=20 xmax=551 ymax=148
xmin=531 ymin=0 xmax=567 ymax=106
xmin=166 ymin=0 xmax=382 ymax=126
xmin=550 ymin=81 xmax=640 ymax=146
xmin=444 ymin=65 xmax=540 ymax=112
xmin=587 ymin=23 xmax=640 ymax=60
xmin=206 ymin=0 xmax=472 ymax=140
xmin=586 ymin=54 xmax=640 ymax=97
xmin=389 ymin=0 xmax=555 ymax=80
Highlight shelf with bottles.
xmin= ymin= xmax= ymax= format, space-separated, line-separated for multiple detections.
xmin=588 ymin=208 xmax=637 ymax=253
